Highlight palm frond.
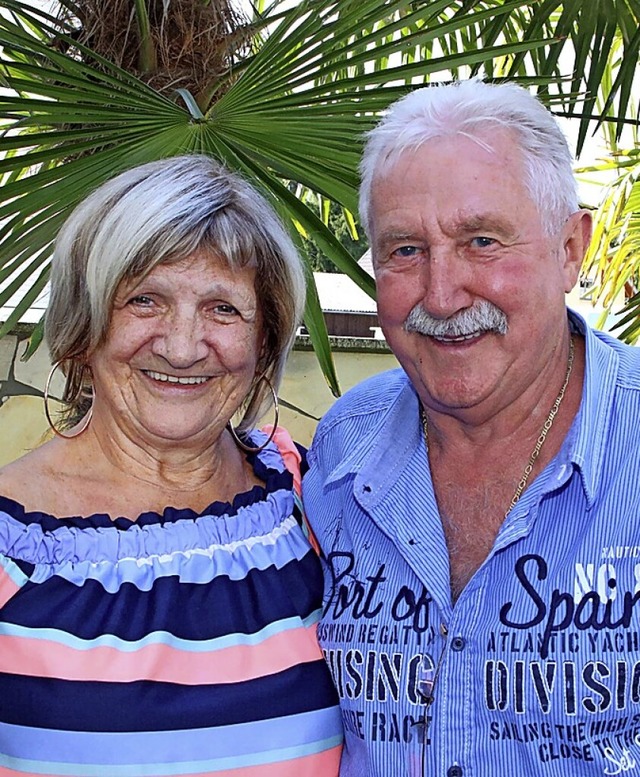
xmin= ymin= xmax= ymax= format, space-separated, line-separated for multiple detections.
xmin=580 ymin=154 xmax=640 ymax=341
xmin=1 ymin=0 xmax=639 ymax=386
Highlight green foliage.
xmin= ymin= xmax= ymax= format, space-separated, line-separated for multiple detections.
xmin=297 ymin=198 xmax=368 ymax=273
xmin=579 ymin=150 xmax=640 ymax=341
xmin=0 ymin=0 xmax=639 ymax=390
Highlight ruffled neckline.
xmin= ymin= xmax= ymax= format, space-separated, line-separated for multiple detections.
xmin=0 ymin=436 xmax=292 ymax=531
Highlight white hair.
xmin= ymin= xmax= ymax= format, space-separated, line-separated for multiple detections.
xmin=359 ymin=80 xmax=578 ymax=236
xmin=46 ymin=155 xmax=306 ymax=430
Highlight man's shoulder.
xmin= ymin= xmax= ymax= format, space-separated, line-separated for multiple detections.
xmin=309 ymin=368 xmax=411 ymax=462
xmin=591 ymin=327 xmax=640 ymax=389
xmin=316 ymin=368 xmax=409 ymax=433
xmin=308 ymin=368 xmax=412 ymax=479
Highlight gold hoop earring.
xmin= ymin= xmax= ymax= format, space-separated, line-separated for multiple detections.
xmin=227 ymin=377 xmax=279 ymax=454
xmin=43 ymin=360 xmax=93 ymax=440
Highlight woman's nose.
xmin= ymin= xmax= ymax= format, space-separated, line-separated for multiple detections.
xmin=152 ymin=312 xmax=209 ymax=367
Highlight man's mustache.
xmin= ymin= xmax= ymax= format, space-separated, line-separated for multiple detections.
xmin=403 ymin=300 xmax=508 ymax=338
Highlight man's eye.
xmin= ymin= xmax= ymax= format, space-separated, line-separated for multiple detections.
xmin=392 ymin=245 xmax=420 ymax=258
xmin=471 ymin=236 xmax=495 ymax=248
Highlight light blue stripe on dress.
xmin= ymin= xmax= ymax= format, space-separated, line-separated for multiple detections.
xmin=0 ymin=556 xmax=28 ymax=588
xmin=0 ymin=608 xmax=322 ymax=652
xmin=0 ymin=708 xmax=343 ymax=768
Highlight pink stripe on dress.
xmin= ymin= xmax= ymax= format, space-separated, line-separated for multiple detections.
xmin=0 ymin=623 xmax=322 ymax=684
xmin=0 ymin=567 xmax=21 ymax=610
xmin=0 ymin=745 xmax=342 ymax=777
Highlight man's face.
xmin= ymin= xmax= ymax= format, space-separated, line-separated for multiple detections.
xmin=370 ymin=129 xmax=590 ymax=423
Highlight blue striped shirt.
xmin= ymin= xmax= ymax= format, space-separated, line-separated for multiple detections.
xmin=304 ymin=312 xmax=640 ymax=777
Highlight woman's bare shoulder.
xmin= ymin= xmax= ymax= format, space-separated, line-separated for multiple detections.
xmin=0 ymin=441 xmax=64 ymax=506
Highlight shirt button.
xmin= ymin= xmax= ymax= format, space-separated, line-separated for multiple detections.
xmin=439 ymin=623 xmax=448 ymax=637
xmin=451 ymin=636 xmax=466 ymax=651
xmin=447 ymin=766 xmax=463 ymax=777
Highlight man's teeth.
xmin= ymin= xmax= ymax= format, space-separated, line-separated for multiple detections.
xmin=433 ymin=332 xmax=481 ymax=342
xmin=144 ymin=370 xmax=209 ymax=385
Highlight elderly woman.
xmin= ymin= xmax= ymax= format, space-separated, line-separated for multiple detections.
xmin=0 ymin=157 xmax=342 ymax=776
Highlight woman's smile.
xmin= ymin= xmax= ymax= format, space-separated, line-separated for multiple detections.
xmin=141 ymin=369 xmax=212 ymax=386
xmin=88 ymin=250 xmax=262 ymax=444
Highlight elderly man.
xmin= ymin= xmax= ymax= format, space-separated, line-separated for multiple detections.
xmin=304 ymin=80 xmax=640 ymax=777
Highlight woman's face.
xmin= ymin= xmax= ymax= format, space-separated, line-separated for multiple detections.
xmin=87 ymin=250 xmax=263 ymax=447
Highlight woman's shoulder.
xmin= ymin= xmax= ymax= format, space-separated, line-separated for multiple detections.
xmin=0 ymin=438 xmax=89 ymax=518
xmin=0 ymin=442 xmax=54 ymax=505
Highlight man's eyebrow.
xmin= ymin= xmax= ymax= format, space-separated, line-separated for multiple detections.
xmin=455 ymin=214 xmax=516 ymax=237
xmin=374 ymin=230 xmax=421 ymax=249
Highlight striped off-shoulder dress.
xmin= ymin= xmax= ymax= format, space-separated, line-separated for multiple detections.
xmin=0 ymin=439 xmax=342 ymax=776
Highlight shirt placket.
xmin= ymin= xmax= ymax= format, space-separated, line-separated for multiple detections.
xmin=430 ymin=570 xmax=486 ymax=777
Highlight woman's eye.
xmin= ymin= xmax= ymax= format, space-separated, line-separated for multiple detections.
xmin=128 ymin=294 xmax=154 ymax=306
xmin=213 ymin=303 xmax=239 ymax=316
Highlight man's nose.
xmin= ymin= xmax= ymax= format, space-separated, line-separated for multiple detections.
xmin=419 ymin=248 xmax=473 ymax=320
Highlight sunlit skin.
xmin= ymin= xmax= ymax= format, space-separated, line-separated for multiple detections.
xmin=0 ymin=250 xmax=265 ymax=518
xmin=370 ymin=129 xmax=592 ymax=437
xmin=368 ymin=129 xmax=593 ymax=597
xmin=88 ymin=250 xmax=263 ymax=452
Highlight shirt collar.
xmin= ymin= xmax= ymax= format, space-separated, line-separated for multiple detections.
xmin=568 ymin=308 xmax=619 ymax=506
xmin=323 ymin=309 xmax=620 ymax=508
xmin=323 ymin=374 xmax=421 ymax=495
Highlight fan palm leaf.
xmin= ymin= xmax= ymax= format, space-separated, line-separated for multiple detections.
xmin=0 ymin=0 xmax=639 ymax=390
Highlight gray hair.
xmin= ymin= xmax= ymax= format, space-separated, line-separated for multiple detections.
xmin=46 ymin=155 xmax=306 ymax=431
xmin=359 ymin=80 xmax=578 ymax=236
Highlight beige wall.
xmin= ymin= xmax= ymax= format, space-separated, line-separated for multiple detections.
xmin=0 ymin=335 xmax=63 ymax=466
xmin=278 ymin=343 xmax=398 ymax=446
xmin=2 ymin=286 xmax=607 ymax=465
xmin=0 ymin=334 xmax=398 ymax=466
